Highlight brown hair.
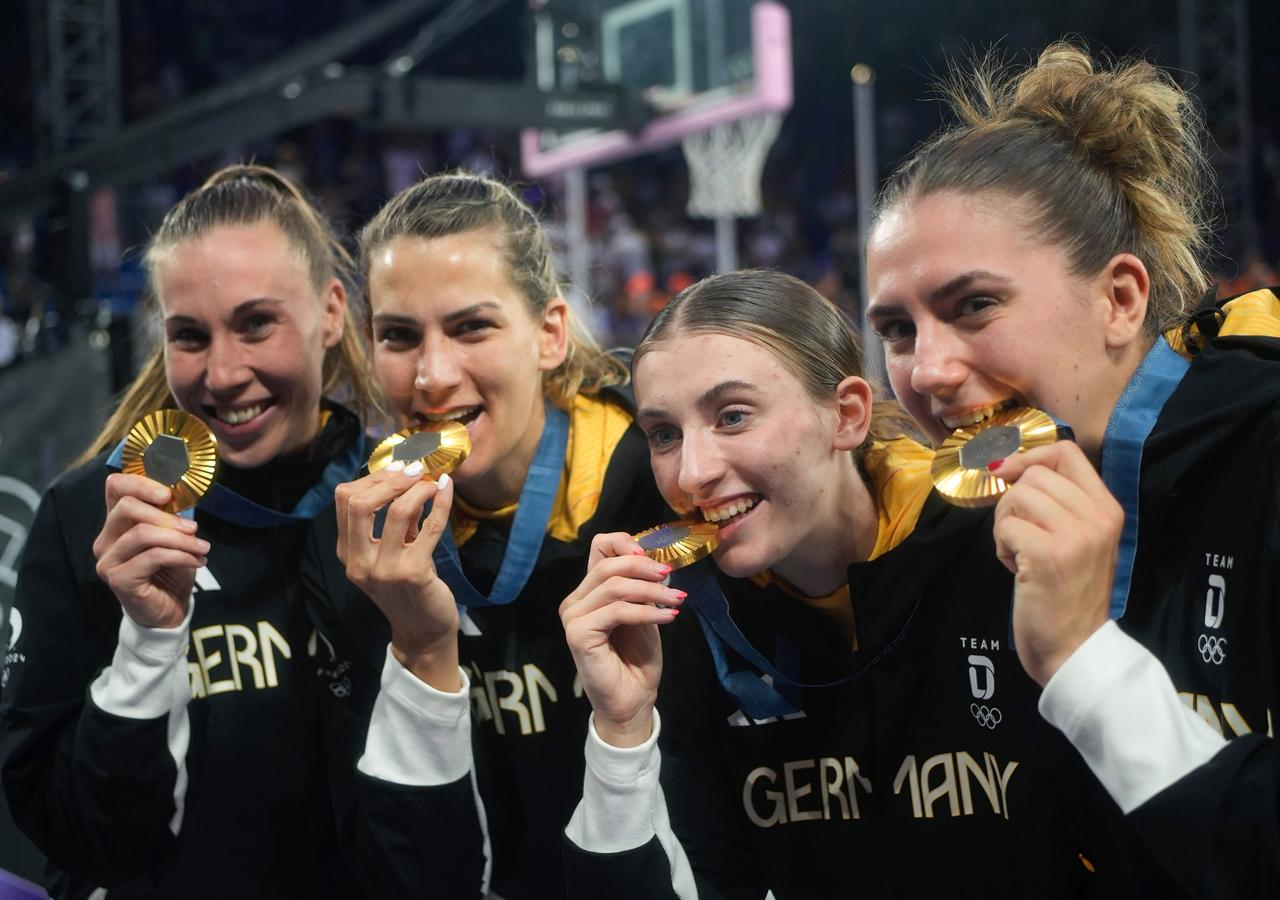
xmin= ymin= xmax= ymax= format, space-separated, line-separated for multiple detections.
xmin=635 ymin=269 xmax=915 ymax=465
xmin=358 ymin=171 xmax=627 ymax=409
xmin=875 ymin=42 xmax=1215 ymax=335
xmin=77 ymin=164 xmax=381 ymax=465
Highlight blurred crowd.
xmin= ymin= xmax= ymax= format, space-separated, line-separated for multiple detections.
xmin=1 ymin=0 xmax=1279 ymax=376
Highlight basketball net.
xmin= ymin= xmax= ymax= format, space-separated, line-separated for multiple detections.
xmin=682 ymin=112 xmax=783 ymax=219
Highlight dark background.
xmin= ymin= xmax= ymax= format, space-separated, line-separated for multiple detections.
xmin=0 ymin=0 xmax=1276 ymax=889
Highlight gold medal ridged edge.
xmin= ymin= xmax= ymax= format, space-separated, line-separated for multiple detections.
xmin=931 ymin=407 xmax=1060 ymax=508
xmin=632 ymin=520 xmax=721 ymax=569
xmin=367 ymin=421 xmax=472 ymax=478
xmin=120 ymin=410 xmax=219 ymax=514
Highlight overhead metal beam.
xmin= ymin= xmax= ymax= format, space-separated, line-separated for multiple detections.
xmin=0 ymin=73 xmax=646 ymax=221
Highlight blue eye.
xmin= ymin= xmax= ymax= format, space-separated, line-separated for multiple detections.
xmin=647 ymin=425 xmax=679 ymax=449
xmin=718 ymin=408 xmax=749 ymax=428
xmin=242 ymin=313 xmax=275 ymax=336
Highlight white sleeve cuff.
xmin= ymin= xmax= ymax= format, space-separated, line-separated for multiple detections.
xmin=1039 ymin=620 xmax=1227 ymax=813
xmin=565 ymin=711 xmax=664 ymax=853
xmin=89 ymin=598 xmax=194 ymax=720
xmin=356 ymin=645 xmax=474 ymax=786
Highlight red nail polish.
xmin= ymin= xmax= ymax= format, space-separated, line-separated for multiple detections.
xmin=987 ymin=459 xmax=1004 ymax=472
xmin=670 ymin=609 xmax=680 ymax=617
xmin=671 ymin=590 xmax=688 ymax=599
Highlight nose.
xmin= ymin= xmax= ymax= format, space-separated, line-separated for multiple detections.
xmin=413 ymin=336 xmax=463 ymax=395
xmin=908 ymin=322 xmax=968 ymax=401
xmin=677 ymin=428 xmax=726 ymax=497
xmin=204 ymin=336 xmax=252 ymax=393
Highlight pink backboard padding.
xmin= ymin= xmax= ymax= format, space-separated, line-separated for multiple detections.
xmin=520 ymin=0 xmax=792 ymax=178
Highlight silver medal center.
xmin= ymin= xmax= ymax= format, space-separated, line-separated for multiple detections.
xmin=143 ymin=434 xmax=190 ymax=485
xmin=958 ymin=425 xmax=1021 ymax=470
xmin=394 ymin=430 xmax=442 ymax=462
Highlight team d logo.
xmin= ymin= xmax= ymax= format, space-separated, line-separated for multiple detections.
xmin=1199 ymin=573 xmax=1227 ymax=666
xmin=967 ymin=654 xmax=1001 ymax=729
xmin=1204 ymin=574 xmax=1226 ymax=629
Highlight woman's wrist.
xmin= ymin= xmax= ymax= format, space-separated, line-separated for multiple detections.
xmin=390 ymin=630 xmax=461 ymax=691
xmin=594 ymin=709 xmax=655 ymax=749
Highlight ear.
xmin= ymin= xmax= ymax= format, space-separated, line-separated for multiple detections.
xmin=320 ymin=277 xmax=347 ymax=350
xmin=537 ymin=295 xmax=570 ymax=372
xmin=1098 ymin=253 xmax=1149 ymax=350
xmin=831 ymin=375 xmax=875 ymax=452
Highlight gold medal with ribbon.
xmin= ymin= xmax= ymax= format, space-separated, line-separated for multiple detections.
xmin=367 ymin=421 xmax=471 ymax=478
xmin=931 ymin=406 xmax=1062 ymax=507
xmin=120 ymin=410 xmax=220 ymax=513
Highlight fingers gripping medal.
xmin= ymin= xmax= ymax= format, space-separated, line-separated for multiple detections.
xmin=367 ymin=421 xmax=471 ymax=478
xmin=931 ymin=406 xmax=1063 ymax=507
xmin=120 ymin=410 xmax=220 ymax=513
xmin=633 ymin=520 xmax=720 ymax=569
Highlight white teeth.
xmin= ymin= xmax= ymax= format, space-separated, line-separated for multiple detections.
xmin=942 ymin=401 xmax=1013 ymax=430
xmin=422 ymin=407 xmax=479 ymax=423
xmin=219 ymin=402 xmax=265 ymax=425
xmin=703 ymin=496 xmax=757 ymax=523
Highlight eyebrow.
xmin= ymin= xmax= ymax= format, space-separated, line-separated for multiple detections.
xmin=927 ymin=270 xmax=1012 ymax=303
xmin=866 ymin=269 xmax=1012 ymax=321
xmin=636 ymin=379 xmax=760 ymax=423
xmin=371 ymin=301 xmax=505 ymax=329
xmin=164 ymin=297 xmax=282 ymax=326
xmin=442 ymin=301 xmax=504 ymax=325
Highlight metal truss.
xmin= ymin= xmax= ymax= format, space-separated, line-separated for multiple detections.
xmin=28 ymin=0 xmax=121 ymax=157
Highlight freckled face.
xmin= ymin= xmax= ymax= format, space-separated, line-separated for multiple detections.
xmin=866 ymin=191 xmax=1118 ymax=454
xmin=154 ymin=221 xmax=344 ymax=468
xmin=634 ymin=332 xmax=851 ymax=579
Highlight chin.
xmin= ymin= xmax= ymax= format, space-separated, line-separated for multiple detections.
xmin=713 ymin=545 xmax=771 ymax=580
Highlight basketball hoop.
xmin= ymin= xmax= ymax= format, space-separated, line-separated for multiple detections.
xmin=681 ymin=112 xmax=783 ymax=219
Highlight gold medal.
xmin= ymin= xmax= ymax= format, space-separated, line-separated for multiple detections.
xmin=120 ymin=410 xmax=219 ymax=513
xmin=632 ymin=520 xmax=720 ymax=569
xmin=931 ymin=406 xmax=1062 ymax=507
xmin=367 ymin=421 xmax=471 ymax=478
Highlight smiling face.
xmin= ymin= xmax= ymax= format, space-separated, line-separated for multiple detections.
xmin=367 ymin=230 xmax=567 ymax=508
xmin=634 ymin=331 xmax=873 ymax=590
xmin=154 ymin=220 xmax=344 ymax=469
xmin=866 ymin=190 xmax=1150 ymax=460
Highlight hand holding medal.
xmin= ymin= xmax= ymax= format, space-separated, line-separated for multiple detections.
xmin=95 ymin=409 xmax=220 ymax=628
xmin=558 ymin=524 xmax=711 ymax=748
xmin=333 ymin=421 xmax=472 ymax=690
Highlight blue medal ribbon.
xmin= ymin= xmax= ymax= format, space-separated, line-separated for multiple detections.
xmin=431 ymin=402 xmax=569 ymax=608
xmin=106 ymin=432 xmax=364 ymax=527
xmin=1100 ymin=338 xmax=1189 ymax=619
xmin=674 ymin=560 xmax=920 ymax=719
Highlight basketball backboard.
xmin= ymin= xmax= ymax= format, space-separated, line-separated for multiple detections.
xmin=521 ymin=0 xmax=791 ymax=177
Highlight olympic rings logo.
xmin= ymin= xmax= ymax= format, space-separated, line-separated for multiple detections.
xmin=970 ymin=703 xmax=1003 ymax=729
xmin=1198 ymin=634 xmax=1227 ymax=665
